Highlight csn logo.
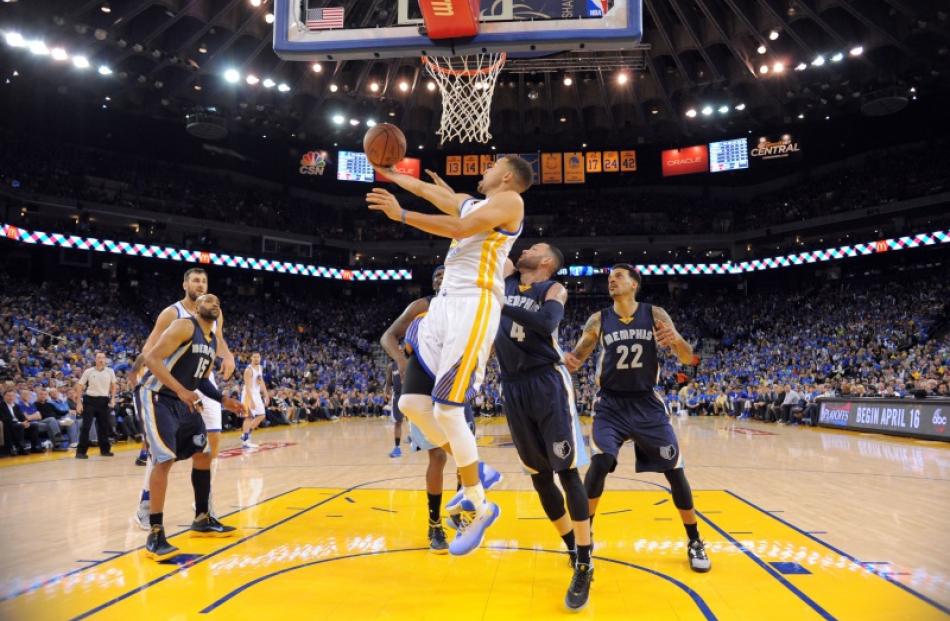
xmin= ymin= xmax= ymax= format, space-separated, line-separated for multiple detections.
xmin=933 ymin=409 xmax=947 ymax=432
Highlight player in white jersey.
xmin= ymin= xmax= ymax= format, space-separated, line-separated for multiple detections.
xmin=131 ymin=268 xmax=237 ymax=530
xmin=368 ymin=156 xmax=533 ymax=556
xmin=240 ymin=353 xmax=269 ymax=448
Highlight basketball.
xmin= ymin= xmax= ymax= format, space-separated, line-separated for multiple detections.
xmin=363 ymin=123 xmax=406 ymax=167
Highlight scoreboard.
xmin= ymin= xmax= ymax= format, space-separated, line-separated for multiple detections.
xmin=708 ymin=138 xmax=749 ymax=173
xmin=337 ymin=151 xmax=374 ymax=182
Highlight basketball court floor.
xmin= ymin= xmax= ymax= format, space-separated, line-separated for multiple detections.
xmin=1 ymin=416 xmax=947 ymax=620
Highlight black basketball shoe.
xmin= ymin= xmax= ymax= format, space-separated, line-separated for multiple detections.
xmin=428 ymin=522 xmax=448 ymax=554
xmin=191 ymin=513 xmax=237 ymax=537
xmin=565 ymin=563 xmax=593 ymax=611
xmin=145 ymin=526 xmax=178 ymax=561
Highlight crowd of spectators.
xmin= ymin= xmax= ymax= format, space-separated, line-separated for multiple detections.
xmin=2 ymin=131 xmax=947 ymax=247
xmin=1 ymin=262 xmax=946 ymax=456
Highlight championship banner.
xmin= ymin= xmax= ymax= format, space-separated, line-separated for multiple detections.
xmin=603 ymin=151 xmax=619 ymax=173
xmin=585 ymin=151 xmax=602 ymax=173
xmin=479 ymin=154 xmax=494 ymax=174
xmin=463 ymin=155 xmax=479 ymax=175
xmin=541 ymin=153 xmax=563 ymax=184
xmin=620 ymin=150 xmax=637 ymax=172
xmin=374 ymin=157 xmax=421 ymax=182
xmin=564 ymin=152 xmax=585 ymax=184
xmin=661 ymin=145 xmax=708 ymax=177
xmin=818 ymin=397 xmax=949 ymax=442
xmin=445 ymin=155 xmax=462 ymax=176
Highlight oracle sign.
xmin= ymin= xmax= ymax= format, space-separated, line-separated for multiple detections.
xmin=661 ymin=145 xmax=709 ymax=177
xmin=375 ymin=157 xmax=421 ymax=182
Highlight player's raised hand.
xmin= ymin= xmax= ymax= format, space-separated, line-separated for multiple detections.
xmin=425 ymin=169 xmax=452 ymax=190
xmin=563 ymin=352 xmax=583 ymax=373
xmin=654 ymin=320 xmax=678 ymax=350
xmin=367 ymin=188 xmax=403 ymax=221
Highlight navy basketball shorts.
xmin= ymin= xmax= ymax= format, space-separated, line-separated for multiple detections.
xmin=591 ymin=391 xmax=681 ymax=473
xmin=390 ymin=391 xmax=405 ymax=423
xmin=502 ymin=367 xmax=579 ymax=473
xmin=137 ymin=388 xmax=209 ymax=464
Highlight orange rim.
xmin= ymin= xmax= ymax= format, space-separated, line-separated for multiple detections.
xmin=421 ymin=53 xmax=507 ymax=78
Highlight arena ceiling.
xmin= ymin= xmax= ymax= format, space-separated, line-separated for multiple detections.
xmin=1 ymin=0 xmax=948 ymax=149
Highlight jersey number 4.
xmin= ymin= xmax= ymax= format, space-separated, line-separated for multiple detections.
xmin=510 ymin=322 xmax=526 ymax=342
xmin=616 ymin=344 xmax=643 ymax=369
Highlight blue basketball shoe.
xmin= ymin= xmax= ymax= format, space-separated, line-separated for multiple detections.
xmin=448 ymin=502 xmax=500 ymax=556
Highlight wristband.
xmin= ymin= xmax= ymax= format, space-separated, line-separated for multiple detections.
xmin=400 ymin=209 xmax=407 ymax=225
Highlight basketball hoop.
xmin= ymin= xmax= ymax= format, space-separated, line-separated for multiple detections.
xmin=421 ymin=52 xmax=507 ymax=144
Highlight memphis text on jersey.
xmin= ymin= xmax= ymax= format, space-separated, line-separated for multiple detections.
xmin=603 ymin=328 xmax=653 ymax=345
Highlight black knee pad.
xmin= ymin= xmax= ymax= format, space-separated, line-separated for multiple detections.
xmin=556 ymin=468 xmax=590 ymax=522
xmin=584 ymin=453 xmax=616 ymax=500
xmin=663 ymin=468 xmax=694 ymax=510
xmin=530 ymin=472 xmax=566 ymax=522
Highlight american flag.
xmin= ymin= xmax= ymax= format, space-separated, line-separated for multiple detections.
xmin=306 ymin=6 xmax=345 ymax=30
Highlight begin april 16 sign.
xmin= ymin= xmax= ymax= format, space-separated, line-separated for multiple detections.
xmin=818 ymin=398 xmax=949 ymax=441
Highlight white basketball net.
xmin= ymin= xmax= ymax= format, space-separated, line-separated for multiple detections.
xmin=421 ymin=52 xmax=506 ymax=144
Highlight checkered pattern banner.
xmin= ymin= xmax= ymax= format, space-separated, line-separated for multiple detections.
xmin=557 ymin=229 xmax=950 ymax=277
xmin=1 ymin=223 xmax=412 ymax=282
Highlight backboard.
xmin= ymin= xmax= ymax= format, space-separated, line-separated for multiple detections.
xmin=274 ymin=0 xmax=642 ymax=61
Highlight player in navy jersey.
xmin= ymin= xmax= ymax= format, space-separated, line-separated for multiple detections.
xmin=139 ymin=294 xmax=244 ymax=560
xmin=383 ymin=362 xmax=407 ymax=458
xmin=495 ymin=243 xmax=594 ymax=611
xmin=380 ymin=266 xmax=451 ymax=553
xmin=565 ymin=264 xmax=711 ymax=573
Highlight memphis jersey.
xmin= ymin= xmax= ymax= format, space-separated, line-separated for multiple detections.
xmin=441 ymin=198 xmax=522 ymax=300
xmin=142 ymin=317 xmax=217 ymax=398
xmin=495 ymin=275 xmax=562 ymax=379
xmin=595 ymin=303 xmax=660 ymax=394
xmin=390 ymin=362 xmax=402 ymax=398
xmin=174 ymin=301 xmax=218 ymax=386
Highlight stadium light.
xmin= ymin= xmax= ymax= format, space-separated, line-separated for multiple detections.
xmin=97 ymin=64 xmax=112 ymax=76
xmin=246 ymin=74 xmax=259 ymax=85
xmin=332 ymin=114 xmax=344 ymax=125
xmin=100 ymin=4 xmax=111 ymax=13
xmin=757 ymin=44 xmax=766 ymax=54
xmin=262 ymin=78 xmax=275 ymax=88
xmin=366 ymin=119 xmax=377 ymax=127
xmin=28 ymin=40 xmax=49 ymax=56
xmin=811 ymin=55 xmax=825 ymax=66
xmin=831 ymin=52 xmax=844 ymax=62
xmin=701 ymin=105 xmax=713 ymax=116
xmin=50 ymin=47 xmax=68 ymax=61
xmin=849 ymin=46 xmax=863 ymax=56
xmin=369 ymin=81 xmax=379 ymax=92
xmin=616 ymin=72 xmax=629 ymax=85
xmin=685 ymin=108 xmax=697 ymax=118
xmin=426 ymin=80 xmax=436 ymax=91
xmin=264 ymin=13 xmax=274 ymax=24
xmin=72 ymin=55 xmax=90 ymax=69
xmin=224 ymin=68 xmax=240 ymax=83
xmin=563 ymin=75 xmax=572 ymax=86
xmin=277 ymin=83 xmax=290 ymax=92
xmin=773 ymin=62 xmax=785 ymax=73
xmin=768 ymin=30 xmax=779 ymax=41
xmin=329 ymin=83 xmax=338 ymax=92
xmin=398 ymin=81 xmax=409 ymax=92
xmin=795 ymin=62 xmax=807 ymax=71
xmin=311 ymin=62 xmax=322 ymax=73
xmin=250 ymin=0 xmax=261 ymax=6
xmin=734 ymin=102 xmax=746 ymax=111
xmin=349 ymin=118 xmax=360 ymax=126
xmin=4 ymin=32 xmax=25 ymax=47
xmin=718 ymin=105 xmax=729 ymax=114
xmin=797 ymin=113 xmax=805 ymax=119
xmin=759 ymin=64 xmax=769 ymax=74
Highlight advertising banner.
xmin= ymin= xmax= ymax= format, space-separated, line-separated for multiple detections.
xmin=818 ymin=398 xmax=949 ymax=441
xmin=750 ymin=134 xmax=802 ymax=161
xmin=374 ymin=157 xmax=421 ymax=182
xmin=661 ymin=145 xmax=708 ymax=177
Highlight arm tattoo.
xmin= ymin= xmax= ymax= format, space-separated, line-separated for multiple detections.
xmin=571 ymin=312 xmax=601 ymax=361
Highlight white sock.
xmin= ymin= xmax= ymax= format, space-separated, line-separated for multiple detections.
xmin=463 ymin=483 xmax=489 ymax=516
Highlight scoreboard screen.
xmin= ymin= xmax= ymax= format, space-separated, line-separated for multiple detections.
xmin=708 ymin=138 xmax=749 ymax=173
xmin=337 ymin=151 xmax=374 ymax=182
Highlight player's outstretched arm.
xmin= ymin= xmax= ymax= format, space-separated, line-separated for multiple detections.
xmin=372 ymin=165 xmax=470 ymax=216
xmin=652 ymin=306 xmax=695 ymax=364
xmin=367 ymin=188 xmax=523 ymax=240
xmin=564 ymin=311 xmax=601 ymax=373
